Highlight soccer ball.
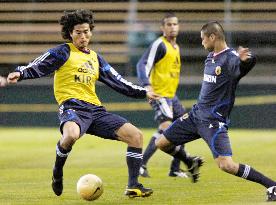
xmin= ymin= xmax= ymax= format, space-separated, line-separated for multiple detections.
xmin=76 ymin=174 xmax=103 ymax=201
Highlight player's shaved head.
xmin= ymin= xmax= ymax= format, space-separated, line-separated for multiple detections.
xmin=60 ymin=9 xmax=95 ymax=41
xmin=201 ymin=21 xmax=225 ymax=40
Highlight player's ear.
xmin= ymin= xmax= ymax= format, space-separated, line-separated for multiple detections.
xmin=210 ymin=33 xmax=216 ymax=41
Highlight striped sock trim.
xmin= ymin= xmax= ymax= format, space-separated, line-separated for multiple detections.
xmin=126 ymin=152 xmax=143 ymax=159
xmin=56 ymin=145 xmax=70 ymax=157
xmin=241 ymin=164 xmax=251 ymax=179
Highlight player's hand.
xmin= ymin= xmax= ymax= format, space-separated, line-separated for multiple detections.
xmin=0 ymin=76 xmax=8 ymax=87
xmin=145 ymin=85 xmax=160 ymax=101
xmin=238 ymin=46 xmax=251 ymax=62
xmin=146 ymin=90 xmax=160 ymax=102
xmin=7 ymin=72 xmax=21 ymax=84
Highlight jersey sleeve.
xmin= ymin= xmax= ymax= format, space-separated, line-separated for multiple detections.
xmin=226 ymin=50 xmax=241 ymax=78
xmin=227 ymin=50 xmax=256 ymax=80
xmin=136 ymin=39 xmax=166 ymax=86
xmin=238 ymin=54 xmax=256 ymax=79
xmin=98 ymin=54 xmax=147 ymax=99
xmin=15 ymin=44 xmax=70 ymax=80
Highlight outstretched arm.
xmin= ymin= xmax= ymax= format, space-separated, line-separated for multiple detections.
xmin=98 ymin=54 xmax=159 ymax=100
xmin=9 ymin=44 xmax=69 ymax=82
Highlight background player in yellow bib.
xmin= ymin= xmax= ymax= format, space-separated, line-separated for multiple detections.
xmin=5 ymin=9 xmax=159 ymax=198
xmin=136 ymin=13 xmax=203 ymax=180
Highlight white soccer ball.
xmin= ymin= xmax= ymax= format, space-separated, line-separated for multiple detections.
xmin=76 ymin=174 xmax=103 ymax=201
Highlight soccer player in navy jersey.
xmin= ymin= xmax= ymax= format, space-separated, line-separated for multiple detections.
xmin=136 ymin=13 xmax=203 ymax=180
xmin=154 ymin=21 xmax=276 ymax=201
xmin=5 ymin=9 xmax=159 ymax=198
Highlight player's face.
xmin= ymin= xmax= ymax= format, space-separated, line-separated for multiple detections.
xmin=201 ymin=31 xmax=214 ymax=52
xmin=70 ymin=23 xmax=92 ymax=51
xmin=162 ymin=17 xmax=179 ymax=39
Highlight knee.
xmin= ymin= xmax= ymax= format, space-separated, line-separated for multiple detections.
xmin=61 ymin=122 xmax=80 ymax=148
xmin=130 ymin=129 xmax=143 ymax=147
xmin=217 ymin=160 xmax=237 ymax=174
xmin=155 ymin=135 xmax=172 ymax=152
xmin=65 ymin=126 xmax=79 ymax=140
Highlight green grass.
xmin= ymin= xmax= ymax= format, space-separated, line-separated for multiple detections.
xmin=0 ymin=128 xmax=276 ymax=205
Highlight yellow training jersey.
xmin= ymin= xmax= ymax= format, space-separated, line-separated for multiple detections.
xmin=54 ymin=43 xmax=101 ymax=105
xmin=16 ymin=43 xmax=147 ymax=106
xmin=137 ymin=36 xmax=181 ymax=98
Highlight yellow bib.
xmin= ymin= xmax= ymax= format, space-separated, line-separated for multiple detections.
xmin=54 ymin=43 xmax=101 ymax=105
xmin=150 ymin=36 xmax=181 ymax=98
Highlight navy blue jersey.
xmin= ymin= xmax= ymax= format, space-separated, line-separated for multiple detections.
xmin=192 ymin=48 xmax=256 ymax=123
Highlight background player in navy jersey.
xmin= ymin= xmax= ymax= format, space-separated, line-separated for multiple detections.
xmin=4 ymin=9 xmax=159 ymax=198
xmin=154 ymin=21 xmax=276 ymax=201
xmin=136 ymin=12 xmax=203 ymax=180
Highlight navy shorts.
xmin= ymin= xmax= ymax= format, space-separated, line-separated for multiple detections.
xmin=163 ymin=111 xmax=232 ymax=158
xmin=150 ymin=96 xmax=185 ymax=124
xmin=58 ymin=99 xmax=128 ymax=139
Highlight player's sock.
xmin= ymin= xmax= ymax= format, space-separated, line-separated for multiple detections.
xmin=142 ymin=137 xmax=157 ymax=165
xmin=53 ymin=141 xmax=71 ymax=178
xmin=126 ymin=147 xmax=143 ymax=187
xmin=142 ymin=130 xmax=162 ymax=165
xmin=172 ymin=146 xmax=193 ymax=168
xmin=235 ymin=164 xmax=276 ymax=188
xmin=170 ymin=144 xmax=183 ymax=172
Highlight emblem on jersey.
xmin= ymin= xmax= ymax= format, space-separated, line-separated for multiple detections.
xmin=180 ymin=113 xmax=189 ymax=121
xmin=59 ymin=105 xmax=64 ymax=114
xmin=78 ymin=60 xmax=95 ymax=74
xmin=215 ymin=66 xmax=221 ymax=75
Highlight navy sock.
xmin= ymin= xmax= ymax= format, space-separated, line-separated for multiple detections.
xmin=164 ymin=145 xmax=193 ymax=168
xmin=142 ymin=137 xmax=157 ymax=165
xmin=235 ymin=164 xmax=276 ymax=188
xmin=142 ymin=130 xmax=163 ymax=165
xmin=126 ymin=147 xmax=143 ymax=187
xmin=54 ymin=141 xmax=71 ymax=178
xmin=170 ymin=145 xmax=183 ymax=172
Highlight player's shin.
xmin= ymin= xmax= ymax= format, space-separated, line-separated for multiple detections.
xmin=142 ymin=134 xmax=159 ymax=165
xmin=126 ymin=147 xmax=143 ymax=187
xmin=53 ymin=141 xmax=71 ymax=178
xmin=161 ymin=144 xmax=193 ymax=168
xmin=235 ymin=164 xmax=276 ymax=188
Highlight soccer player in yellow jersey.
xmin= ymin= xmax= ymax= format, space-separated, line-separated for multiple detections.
xmin=137 ymin=13 xmax=203 ymax=181
xmin=5 ymin=9 xmax=159 ymax=198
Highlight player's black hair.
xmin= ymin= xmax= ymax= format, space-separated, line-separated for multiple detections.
xmin=201 ymin=21 xmax=225 ymax=40
xmin=59 ymin=9 xmax=95 ymax=41
xmin=162 ymin=12 xmax=177 ymax=25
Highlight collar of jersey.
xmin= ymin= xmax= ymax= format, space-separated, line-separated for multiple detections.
xmin=213 ymin=47 xmax=230 ymax=57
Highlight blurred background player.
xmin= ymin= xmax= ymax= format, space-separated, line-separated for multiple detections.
xmin=5 ymin=9 xmax=160 ymax=198
xmin=155 ymin=21 xmax=276 ymax=202
xmin=136 ymin=12 xmax=203 ymax=180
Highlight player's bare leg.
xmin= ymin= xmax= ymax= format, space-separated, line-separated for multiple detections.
xmin=52 ymin=121 xmax=80 ymax=196
xmin=116 ymin=123 xmax=153 ymax=197
xmin=216 ymin=156 xmax=276 ymax=201
xmin=156 ymin=135 xmax=203 ymax=183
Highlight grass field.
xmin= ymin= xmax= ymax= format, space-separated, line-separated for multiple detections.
xmin=0 ymin=128 xmax=275 ymax=205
